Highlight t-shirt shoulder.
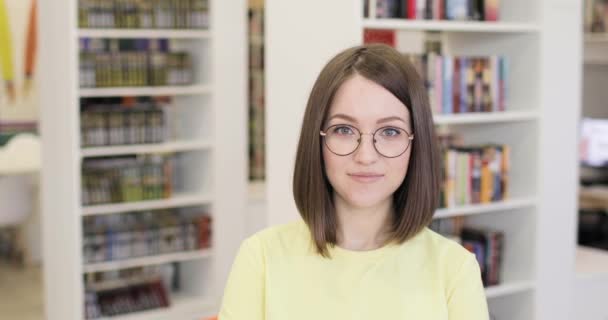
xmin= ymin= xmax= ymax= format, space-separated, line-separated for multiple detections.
xmin=244 ymin=219 xmax=313 ymax=257
xmin=412 ymin=228 xmax=480 ymax=289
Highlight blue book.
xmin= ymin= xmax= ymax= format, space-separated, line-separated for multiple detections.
xmin=446 ymin=0 xmax=469 ymax=20
xmin=443 ymin=56 xmax=453 ymax=114
xmin=460 ymin=57 xmax=468 ymax=112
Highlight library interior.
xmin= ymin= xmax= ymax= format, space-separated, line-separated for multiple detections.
xmin=0 ymin=0 xmax=607 ymax=319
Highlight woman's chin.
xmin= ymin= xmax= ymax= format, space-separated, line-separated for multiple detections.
xmin=341 ymin=192 xmax=390 ymax=210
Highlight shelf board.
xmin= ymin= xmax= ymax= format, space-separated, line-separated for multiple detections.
xmin=576 ymin=246 xmax=608 ymax=278
xmin=585 ymin=33 xmax=608 ymax=43
xmin=485 ymin=281 xmax=535 ymax=299
xmin=98 ymin=293 xmax=218 ymax=320
xmin=248 ymin=180 xmax=266 ymax=203
xmin=82 ymin=193 xmax=212 ymax=216
xmin=81 ymin=140 xmax=213 ymax=158
xmin=79 ymin=85 xmax=212 ymax=98
xmin=434 ymin=197 xmax=537 ymax=219
xmin=584 ymin=59 xmax=608 ymax=66
xmin=78 ymin=28 xmax=211 ymax=39
xmin=433 ymin=110 xmax=539 ymax=125
xmin=83 ymin=249 xmax=212 ymax=273
xmin=362 ymin=19 xmax=539 ymax=33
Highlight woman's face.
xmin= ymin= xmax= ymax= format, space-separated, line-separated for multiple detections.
xmin=322 ymin=74 xmax=413 ymax=210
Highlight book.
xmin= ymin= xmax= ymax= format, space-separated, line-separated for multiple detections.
xmin=453 ymin=57 xmax=461 ymax=113
xmin=484 ymin=0 xmax=500 ymax=21
xmin=443 ymin=56 xmax=453 ymax=114
xmin=431 ymin=221 xmax=504 ymax=287
xmin=363 ymin=29 xmax=396 ymax=46
xmin=446 ymin=0 xmax=468 ymax=20
xmin=407 ymin=0 xmax=416 ymax=19
xmin=79 ymin=0 xmax=209 ymax=29
xmin=438 ymin=135 xmax=510 ymax=208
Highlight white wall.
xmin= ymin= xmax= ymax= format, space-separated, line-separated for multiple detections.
xmin=265 ymin=0 xmax=363 ymax=226
xmin=537 ymin=0 xmax=582 ymax=319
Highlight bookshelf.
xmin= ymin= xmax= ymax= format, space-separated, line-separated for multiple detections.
xmin=362 ymin=19 xmax=540 ymax=33
xmin=433 ymin=110 xmax=539 ymax=125
xmin=264 ymin=0 xmax=580 ymax=319
xmin=80 ymin=140 xmax=213 ymax=158
xmin=83 ymin=249 xmax=213 ymax=273
xmin=78 ymin=29 xmax=212 ymax=39
xmin=39 ymin=1 xmax=247 ymax=319
xmin=79 ymin=85 xmax=212 ymax=97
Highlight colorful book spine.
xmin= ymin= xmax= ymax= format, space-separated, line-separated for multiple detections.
xmin=491 ymin=56 xmax=499 ymax=113
xmin=484 ymin=0 xmax=500 ymax=21
xmin=460 ymin=57 xmax=468 ymax=113
xmin=435 ymin=55 xmax=443 ymax=114
xmin=443 ymin=56 xmax=453 ymax=114
xmin=499 ymin=56 xmax=507 ymax=111
xmin=446 ymin=0 xmax=468 ymax=20
xmin=407 ymin=0 xmax=416 ymax=19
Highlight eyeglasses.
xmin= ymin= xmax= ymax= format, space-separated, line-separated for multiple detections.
xmin=320 ymin=124 xmax=414 ymax=158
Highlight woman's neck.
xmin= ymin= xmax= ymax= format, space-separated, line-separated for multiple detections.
xmin=334 ymin=194 xmax=393 ymax=251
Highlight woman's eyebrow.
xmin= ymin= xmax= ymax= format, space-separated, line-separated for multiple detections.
xmin=327 ymin=114 xmax=408 ymax=125
xmin=327 ymin=113 xmax=358 ymax=123
xmin=377 ymin=116 xmax=408 ymax=125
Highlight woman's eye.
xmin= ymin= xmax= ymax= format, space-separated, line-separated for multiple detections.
xmin=381 ymin=128 xmax=401 ymax=137
xmin=333 ymin=126 xmax=354 ymax=135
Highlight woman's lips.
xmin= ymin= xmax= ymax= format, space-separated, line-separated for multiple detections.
xmin=348 ymin=173 xmax=384 ymax=183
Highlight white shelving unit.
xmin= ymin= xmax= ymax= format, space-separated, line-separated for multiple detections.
xmin=82 ymin=193 xmax=213 ymax=216
xmin=264 ymin=1 xmax=580 ymax=320
xmin=79 ymin=84 xmax=212 ymax=98
xmin=434 ymin=197 xmax=537 ymax=219
xmin=83 ymin=249 xmax=213 ymax=273
xmin=484 ymin=281 xmax=536 ymax=299
xmin=39 ymin=1 xmax=247 ymax=320
xmin=433 ymin=110 xmax=539 ymax=125
xmin=362 ymin=19 xmax=540 ymax=33
xmin=80 ymin=140 xmax=213 ymax=158
xmin=78 ymin=29 xmax=212 ymax=39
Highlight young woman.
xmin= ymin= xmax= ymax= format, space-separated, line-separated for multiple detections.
xmin=219 ymin=44 xmax=489 ymax=319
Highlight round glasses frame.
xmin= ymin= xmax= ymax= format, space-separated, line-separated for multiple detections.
xmin=320 ymin=124 xmax=414 ymax=158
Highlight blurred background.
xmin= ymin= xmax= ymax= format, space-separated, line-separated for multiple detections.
xmin=0 ymin=0 xmax=605 ymax=319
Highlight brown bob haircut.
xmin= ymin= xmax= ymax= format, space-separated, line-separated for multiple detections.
xmin=293 ymin=44 xmax=441 ymax=257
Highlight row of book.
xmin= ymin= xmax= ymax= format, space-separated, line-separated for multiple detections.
xmin=81 ymin=103 xmax=165 ymax=147
xmin=84 ymin=264 xmax=180 ymax=318
xmin=585 ymin=0 xmax=608 ymax=33
xmin=85 ymin=280 xmax=170 ymax=319
xmin=249 ymin=7 xmax=265 ymax=181
xmin=83 ymin=210 xmax=211 ymax=263
xmin=79 ymin=0 xmax=209 ymax=29
xmin=429 ymin=217 xmax=504 ymax=286
xmin=410 ymin=53 xmax=507 ymax=115
xmin=82 ymin=155 xmax=172 ymax=205
xmin=438 ymin=134 xmax=509 ymax=208
xmin=363 ymin=32 xmax=507 ymax=114
xmin=367 ymin=0 xmax=500 ymax=21
xmin=80 ymin=39 xmax=194 ymax=88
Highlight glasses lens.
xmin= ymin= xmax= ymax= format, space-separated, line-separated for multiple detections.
xmin=373 ymin=127 xmax=411 ymax=158
xmin=323 ymin=125 xmax=360 ymax=155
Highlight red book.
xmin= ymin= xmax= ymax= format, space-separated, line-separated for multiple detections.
xmin=453 ymin=58 xmax=461 ymax=113
xmin=484 ymin=0 xmax=499 ymax=21
xmin=408 ymin=0 xmax=416 ymax=19
xmin=363 ymin=29 xmax=395 ymax=47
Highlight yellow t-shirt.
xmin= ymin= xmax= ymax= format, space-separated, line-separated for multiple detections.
xmin=219 ymin=219 xmax=489 ymax=320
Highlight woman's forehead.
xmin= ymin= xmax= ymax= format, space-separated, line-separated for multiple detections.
xmin=328 ymin=75 xmax=410 ymax=123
